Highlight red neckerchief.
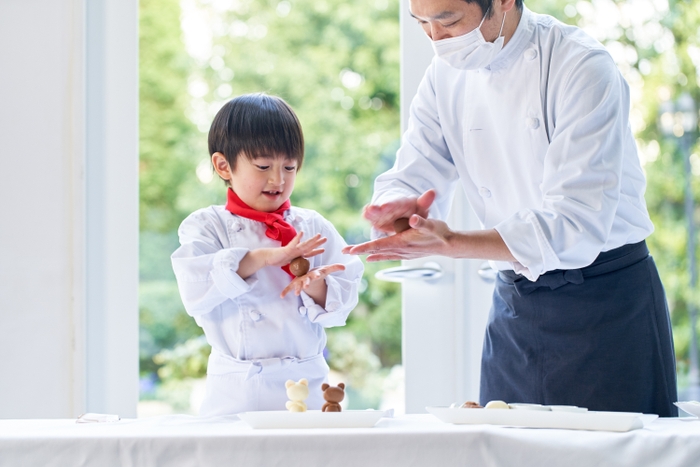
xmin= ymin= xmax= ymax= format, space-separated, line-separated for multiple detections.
xmin=225 ymin=188 xmax=296 ymax=278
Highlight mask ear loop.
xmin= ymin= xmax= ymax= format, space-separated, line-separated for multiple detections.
xmin=479 ymin=7 xmax=507 ymax=40
xmin=497 ymin=12 xmax=507 ymax=38
xmin=478 ymin=7 xmax=490 ymax=29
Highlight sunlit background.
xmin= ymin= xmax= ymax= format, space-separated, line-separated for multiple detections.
xmin=138 ymin=0 xmax=700 ymax=416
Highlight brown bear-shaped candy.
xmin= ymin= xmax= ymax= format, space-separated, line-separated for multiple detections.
xmin=321 ymin=382 xmax=345 ymax=412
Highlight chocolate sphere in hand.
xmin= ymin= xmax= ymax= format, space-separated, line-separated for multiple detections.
xmin=394 ymin=217 xmax=411 ymax=233
xmin=289 ymin=257 xmax=310 ymax=277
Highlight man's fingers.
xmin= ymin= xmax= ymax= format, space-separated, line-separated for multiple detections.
xmin=366 ymin=253 xmax=404 ymax=262
xmin=342 ymin=238 xmax=394 ymax=255
xmin=362 ymin=204 xmax=381 ymax=221
xmin=409 ymin=214 xmax=429 ymax=230
xmin=416 ymin=189 xmax=436 ymax=217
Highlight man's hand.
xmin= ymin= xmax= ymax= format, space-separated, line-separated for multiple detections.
xmin=363 ymin=189 xmax=437 ymax=234
xmin=342 ymin=214 xmax=452 ymax=261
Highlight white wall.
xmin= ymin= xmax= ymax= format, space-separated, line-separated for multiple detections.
xmin=0 ymin=0 xmax=138 ymax=418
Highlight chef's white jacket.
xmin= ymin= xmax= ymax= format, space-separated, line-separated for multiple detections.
xmin=171 ymin=205 xmax=363 ymax=415
xmin=374 ymin=7 xmax=653 ymax=281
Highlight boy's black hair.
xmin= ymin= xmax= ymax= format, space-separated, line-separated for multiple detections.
xmin=208 ymin=93 xmax=304 ymax=177
xmin=466 ymin=0 xmax=524 ymax=18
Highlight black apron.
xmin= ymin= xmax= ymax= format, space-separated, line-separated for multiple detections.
xmin=480 ymin=241 xmax=678 ymax=416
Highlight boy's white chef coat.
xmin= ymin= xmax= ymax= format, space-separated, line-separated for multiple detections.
xmin=171 ymin=205 xmax=363 ymax=414
xmin=373 ymin=7 xmax=653 ymax=281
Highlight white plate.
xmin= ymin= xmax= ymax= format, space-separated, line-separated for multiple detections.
xmin=238 ymin=410 xmax=385 ymax=429
xmin=426 ymin=406 xmax=654 ymax=432
xmin=674 ymin=401 xmax=700 ymax=417
xmin=509 ymin=403 xmax=551 ymax=411
xmin=547 ymin=405 xmax=588 ymax=413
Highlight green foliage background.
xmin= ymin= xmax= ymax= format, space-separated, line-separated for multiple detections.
xmin=140 ymin=0 xmax=700 ymax=409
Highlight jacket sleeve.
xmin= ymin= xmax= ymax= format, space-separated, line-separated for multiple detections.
xmin=494 ymin=50 xmax=630 ymax=280
xmin=171 ymin=210 xmax=256 ymax=316
xmin=299 ymin=216 xmax=364 ymax=328
xmin=371 ymin=59 xmax=460 ymax=226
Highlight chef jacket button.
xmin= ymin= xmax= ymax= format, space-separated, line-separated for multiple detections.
xmin=298 ymin=306 xmax=307 ymax=316
xmin=524 ymin=48 xmax=537 ymax=60
xmin=249 ymin=310 xmax=262 ymax=321
xmin=527 ymin=117 xmax=540 ymax=129
xmin=478 ymin=187 xmax=492 ymax=198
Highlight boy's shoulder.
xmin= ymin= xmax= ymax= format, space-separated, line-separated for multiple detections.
xmin=180 ymin=205 xmax=229 ymax=229
xmin=288 ymin=205 xmax=320 ymax=220
xmin=288 ymin=206 xmax=330 ymax=224
xmin=287 ymin=206 xmax=341 ymax=234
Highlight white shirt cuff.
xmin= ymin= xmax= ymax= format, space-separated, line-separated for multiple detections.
xmin=210 ymin=248 xmax=255 ymax=299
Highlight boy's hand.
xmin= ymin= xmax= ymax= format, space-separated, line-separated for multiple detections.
xmin=280 ymin=263 xmax=346 ymax=300
xmin=265 ymin=232 xmax=326 ymax=268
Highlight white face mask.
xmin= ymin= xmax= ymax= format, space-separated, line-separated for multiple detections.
xmin=431 ymin=9 xmax=507 ymax=70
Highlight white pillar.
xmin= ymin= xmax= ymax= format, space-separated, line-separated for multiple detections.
xmin=0 ymin=0 xmax=138 ymax=418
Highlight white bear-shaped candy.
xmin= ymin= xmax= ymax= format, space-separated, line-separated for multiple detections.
xmin=285 ymin=378 xmax=309 ymax=412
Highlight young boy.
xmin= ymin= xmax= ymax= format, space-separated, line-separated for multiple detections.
xmin=171 ymin=93 xmax=364 ymax=416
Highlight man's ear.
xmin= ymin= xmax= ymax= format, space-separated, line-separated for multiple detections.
xmin=211 ymin=152 xmax=232 ymax=181
xmin=498 ymin=0 xmax=517 ymax=13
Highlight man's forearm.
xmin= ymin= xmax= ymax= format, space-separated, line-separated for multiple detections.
xmin=445 ymin=229 xmax=517 ymax=262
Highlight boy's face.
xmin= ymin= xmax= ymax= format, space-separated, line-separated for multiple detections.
xmin=212 ymin=151 xmax=298 ymax=212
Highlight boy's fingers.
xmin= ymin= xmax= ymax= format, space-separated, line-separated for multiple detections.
xmin=298 ymin=235 xmax=326 ymax=249
xmin=280 ymin=285 xmax=291 ymax=298
xmin=304 ymin=248 xmax=325 ymax=258
xmin=323 ymin=264 xmax=346 ymax=274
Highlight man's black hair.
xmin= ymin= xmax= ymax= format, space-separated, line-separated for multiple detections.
xmin=466 ymin=0 xmax=524 ymax=18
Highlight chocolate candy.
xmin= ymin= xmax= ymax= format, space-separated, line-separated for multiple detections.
xmin=321 ymin=382 xmax=345 ymax=412
xmin=484 ymin=400 xmax=510 ymax=409
xmin=394 ymin=217 xmax=411 ymax=233
xmin=289 ymin=257 xmax=310 ymax=277
xmin=461 ymin=401 xmax=483 ymax=409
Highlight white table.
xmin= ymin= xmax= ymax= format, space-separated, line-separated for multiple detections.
xmin=1 ymin=414 xmax=699 ymax=467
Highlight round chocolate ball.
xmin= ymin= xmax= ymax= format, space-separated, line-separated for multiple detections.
xmin=289 ymin=257 xmax=310 ymax=277
xmin=393 ymin=217 xmax=411 ymax=233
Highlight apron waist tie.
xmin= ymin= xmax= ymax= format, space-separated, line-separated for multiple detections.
xmin=500 ymin=240 xmax=650 ymax=296
xmin=207 ymin=350 xmax=325 ymax=381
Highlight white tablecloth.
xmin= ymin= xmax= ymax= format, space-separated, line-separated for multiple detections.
xmin=1 ymin=414 xmax=699 ymax=467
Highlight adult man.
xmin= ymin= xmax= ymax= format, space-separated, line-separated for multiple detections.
xmin=344 ymin=0 xmax=677 ymax=416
